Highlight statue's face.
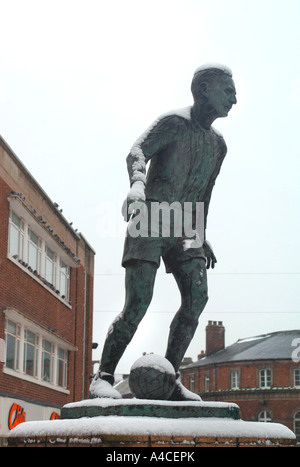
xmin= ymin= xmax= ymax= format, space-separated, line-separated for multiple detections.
xmin=206 ymin=75 xmax=237 ymax=118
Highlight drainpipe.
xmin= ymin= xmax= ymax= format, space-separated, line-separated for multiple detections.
xmin=81 ymin=270 xmax=87 ymax=399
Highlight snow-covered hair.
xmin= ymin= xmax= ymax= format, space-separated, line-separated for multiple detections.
xmin=191 ymin=64 xmax=232 ymax=100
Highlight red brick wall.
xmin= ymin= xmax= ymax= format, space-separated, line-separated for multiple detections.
xmin=0 ymin=172 xmax=94 ymax=407
xmin=181 ymin=360 xmax=300 ymax=433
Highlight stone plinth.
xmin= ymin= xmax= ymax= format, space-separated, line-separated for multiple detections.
xmin=7 ymin=398 xmax=296 ymax=448
xmin=61 ymin=398 xmax=240 ymax=420
xmin=8 ymin=432 xmax=296 ymax=448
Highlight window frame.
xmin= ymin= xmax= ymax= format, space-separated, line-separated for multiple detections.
xmin=23 ymin=328 xmax=39 ymax=378
xmin=258 ymin=410 xmax=272 ymax=422
xmin=4 ymin=313 xmax=73 ymax=393
xmin=7 ymin=208 xmax=73 ymax=306
xmin=230 ymin=370 xmax=240 ymax=390
xmin=259 ymin=368 xmax=272 ymax=389
xmin=59 ymin=260 xmax=70 ymax=300
xmin=27 ymin=227 xmax=42 ymax=274
xmin=5 ymin=319 xmax=21 ymax=371
xmin=204 ymin=374 xmax=210 ymax=392
xmin=294 ymin=411 xmax=300 ymax=445
xmin=294 ymin=368 xmax=300 ymax=388
xmin=42 ymin=339 xmax=55 ymax=383
xmin=45 ymin=245 xmax=57 ymax=287
xmin=57 ymin=348 xmax=68 ymax=388
xmin=188 ymin=374 xmax=195 ymax=392
xmin=8 ymin=210 xmax=25 ymax=260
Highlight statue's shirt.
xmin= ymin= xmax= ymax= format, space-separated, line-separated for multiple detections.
xmin=127 ymin=107 xmax=227 ymax=224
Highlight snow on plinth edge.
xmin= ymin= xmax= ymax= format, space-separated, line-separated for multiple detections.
xmin=63 ymin=397 xmax=239 ymax=409
xmin=8 ymin=416 xmax=295 ymax=441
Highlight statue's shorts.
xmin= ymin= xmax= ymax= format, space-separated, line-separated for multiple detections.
xmin=122 ymin=224 xmax=206 ymax=273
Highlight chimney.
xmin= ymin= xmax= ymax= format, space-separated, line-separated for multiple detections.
xmin=205 ymin=321 xmax=225 ymax=356
xmin=197 ymin=350 xmax=205 ymax=359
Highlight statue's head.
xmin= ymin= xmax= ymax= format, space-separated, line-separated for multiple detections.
xmin=191 ymin=64 xmax=237 ymax=118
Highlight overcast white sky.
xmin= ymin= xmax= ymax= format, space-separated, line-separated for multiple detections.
xmin=0 ymin=0 xmax=299 ymax=374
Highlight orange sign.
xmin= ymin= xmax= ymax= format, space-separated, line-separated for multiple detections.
xmin=8 ymin=403 xmax=26 ymax=430
xmin=50 ymin=412 xmax=60 ymax=420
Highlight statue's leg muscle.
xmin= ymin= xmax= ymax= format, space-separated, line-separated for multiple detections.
xmin=99 ymin=260 xmax=157 ymax=376
xmin=165 ymin=258 xmax=208 ymax=372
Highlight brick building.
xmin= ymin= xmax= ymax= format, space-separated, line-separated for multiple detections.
xmin=181 ymin=321 xmax=300 ymax=443
xmin=0 ymin=135 xmax=95 ymax=440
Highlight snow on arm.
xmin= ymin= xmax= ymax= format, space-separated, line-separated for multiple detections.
xmin=126 ymin=107 xmax=191 ymax=188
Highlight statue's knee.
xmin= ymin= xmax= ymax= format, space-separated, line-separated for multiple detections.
xmin=111 ymin=315 xmax=138 ymax=340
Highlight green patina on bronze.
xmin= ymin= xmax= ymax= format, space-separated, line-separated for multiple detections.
xmin=91 ymin=65 xmax=237 ymax=401
xmin=61 ymin=402 xmax=240 ymax=420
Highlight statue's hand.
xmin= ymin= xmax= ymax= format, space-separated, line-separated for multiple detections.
xmin=203 ymin=240 xmax=217 ymax=269
xmin=122 ymin=181 xmax=146 ymax=221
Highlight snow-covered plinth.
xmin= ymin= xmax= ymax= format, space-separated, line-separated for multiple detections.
xmin=9 ymin=415 xmax=294 ymax=441
xmin=63 ymin=398 xmax=238 ymax=410
xmin=8 ymin=398 xmax=296 ymax=447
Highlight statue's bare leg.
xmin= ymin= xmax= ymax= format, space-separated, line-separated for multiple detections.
xmin=90 ymin=260 xmax=157 ymax=397
xmin=165 ymin=258 xmax=208 ymax=400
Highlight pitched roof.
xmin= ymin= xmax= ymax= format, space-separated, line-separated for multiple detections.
xmin=187 ymin=330 xmax=300 ymax=368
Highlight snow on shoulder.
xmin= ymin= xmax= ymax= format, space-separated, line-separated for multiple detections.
xmin=128 ymin=106 xmax=191 ymax=188
xmin=130 ymin=107 xmax=191 ymax=161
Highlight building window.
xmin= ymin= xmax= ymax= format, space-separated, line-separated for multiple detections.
xmin=59 ymin=260 xmax=70 ymax=300
xmin=259 ymin=368 xmax=271 ymax=388
xmin=23 ymin=329 xmax=39 ymax=377
xmin=45 ymin=246 xmax=57 ymax=286
xmin=189 ymin=374 xmax=195 ymax=392
xmin=258 ymin=410 xmax=272 ymax=422
xmin=42 ymin=339 xmax=55 ymax=383
xmin=57 ymin=348 xmax=68 ymax=388
xmin=8 ymin=209 xmax=71 ymax=303
xmin=230 ymin=370 xmax=240 ymax=389
xmin=8 ymin=211 xmax=24 ymax=260
xmin=294 ymin=411 xmax=300 ymax=445
xmin=4 ymin=317 xmax=69 ymax=390
xmin=5 ymin=320 xmax=20 ymax=371
xmin=204 ymin=375 xmax=210 ymax=392
xmin=294 ymin=369 xmax=300 ymax=388
xmin=27 ymin=228 xmax=42 ymax=273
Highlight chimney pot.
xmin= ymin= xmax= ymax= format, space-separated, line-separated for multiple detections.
xmin=205 ymin=320 xmax=225 ymax=356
